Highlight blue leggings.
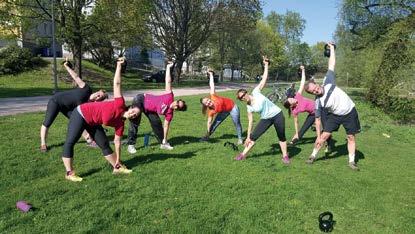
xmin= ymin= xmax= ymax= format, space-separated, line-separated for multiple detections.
xmin=209 ymin=105 xmax=242 ymax=140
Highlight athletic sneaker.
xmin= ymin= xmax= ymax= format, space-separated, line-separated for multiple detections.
xmin=127 ymin=145 xmax=137 ymax=154
xmin=234 ymin=153 xmax=247 ymax=161
xmin=160 ymin=143 xmax=173 ymax=150
xmin=113 ymin=164 xmax=132 ymax=174
xmin=306 ymin=156 xmax=316 ymax=164
xmin=282 ymin=155 xmax=291 ymax=164
xmin=40 ymin=145 xmax=48 ymax=153
xmin=348 ymin=162 xmax=360 ymax=171
xmin=86 ymin=141 xmax=98 ymax=148
xmin=289 ymin=138 xmax=299 ymax=145
xmin=237 ymin=139 xmax=243 ymax=145
xmin=65 ymin=171 xmax=83 ymax=182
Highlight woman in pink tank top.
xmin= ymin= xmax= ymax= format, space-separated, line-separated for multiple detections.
xmin=283 ymin=66 xmax=317 ymax=145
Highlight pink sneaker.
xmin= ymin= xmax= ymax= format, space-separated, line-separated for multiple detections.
xmin=234 ymin=153 xmax=247 ymax=161
xmin=86 ymin=141 xmax=99 ymax=148
xmin=282 ymin=155 xmax=291 ymax=164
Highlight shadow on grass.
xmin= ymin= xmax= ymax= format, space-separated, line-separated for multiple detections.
xmin=249 ymin=143 xmax=302 ymax=159
xmin=81 ymin=167 xmax=103 ymax=177
xmin=169 ymin=135 xmax=220 ymax=145
xmin=315 ymin=142 xmax=365 ymax=162
xmin=124 ymin=150 xmax=201 ymax=168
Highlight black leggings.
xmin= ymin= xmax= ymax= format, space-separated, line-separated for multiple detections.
xmin=62 ymin=109 xmax=113 ymax=158
xmin=298 ymin=114 xmax=315 ymax=139
xmin=127 ymin=94 xmax=163 ymax=145
xmin=250 ymin=112 xmax=286 ymax=142
xmin=43 ymin=98 xmax=71 ymax=127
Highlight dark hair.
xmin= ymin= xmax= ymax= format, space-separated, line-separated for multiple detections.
xmin=99 ymin=89 xmax=108 ymax=100
xmin=236 ymin=89 xmax=248 ymax=100
xmin=283 ymin=99 xmax=292 ymax=117
xmin=304 ymin=80 xmax=316 ymax=94
xmin=200 ymin=97 xmax=209 ymax=115
xmin=177 ymin=99 xmax=187 ymax=111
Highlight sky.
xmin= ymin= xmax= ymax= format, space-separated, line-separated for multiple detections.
xmin=262 ymin=0 xmax=340 ymax=45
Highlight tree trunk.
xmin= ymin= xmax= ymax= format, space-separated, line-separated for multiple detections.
xmin=230 ymin=64 xmax=234 ymax=81
xmin=174 ymin=60 xmax=184 ymax=85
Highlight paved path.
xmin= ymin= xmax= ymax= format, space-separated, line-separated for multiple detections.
xmin=0 ymin=83 xmax=257 ymax=116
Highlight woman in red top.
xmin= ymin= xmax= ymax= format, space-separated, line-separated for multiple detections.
xmin=62 ymin=58 xmax=140 ymax=182
xmin=199 ymin=70 xmax=243 ymax=144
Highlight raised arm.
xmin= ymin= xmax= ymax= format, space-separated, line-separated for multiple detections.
xmin=208 ymin=70 xmax=215 ymax=95
xmin=64 ymin=58 xmax=85 ymax=88
xmin=257 ymin=56 xmax=270 ymax=91
xmin=165 ymin=61 xmax=174 ymax=92
xmin=113 ymin=58 xmax=124 ymax=98
xmin=328 ymin=42 xmax=335 ymax=72
xmin=298 ymin=65 xmax=306 ymax=94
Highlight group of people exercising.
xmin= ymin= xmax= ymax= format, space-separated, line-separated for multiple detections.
xmin=40 ymin=42 xmax=361 ymax=182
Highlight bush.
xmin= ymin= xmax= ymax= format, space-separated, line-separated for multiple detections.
xmin=0 ymin=45 xmax=48 ymax=75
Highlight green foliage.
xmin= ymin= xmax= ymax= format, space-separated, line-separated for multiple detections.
xmin=0 ymin=91 xmax=414 ymax=232
xmin=0 ymin=45 xmax=47 ymax=75
xmin=336 ymin=0 xmax=415 ymax=123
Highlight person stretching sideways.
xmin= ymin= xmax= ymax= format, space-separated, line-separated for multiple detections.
xmin=235 ymin=56 xmax=289 ymax=164
xmin=304 ymin=42 xmax=361 ymax=171
xmin=126 ymin=61 xmax=187 ymax=154
xmin=199 ymin=69 xmax=243 ymax=144
xmin=40 ymin=58 xmax=107 ymax=152
xmin=62 ymin=58 xmax=139 ymax=182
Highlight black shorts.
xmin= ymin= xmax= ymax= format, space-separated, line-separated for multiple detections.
xmin=323 ymin=107 xmax=361 ymax=135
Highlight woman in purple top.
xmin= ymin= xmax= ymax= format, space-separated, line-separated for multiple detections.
xmin=126 ymin=61 xmax=187 ymax=153
xmin=283 ymin=66 xmax=316 ymax=145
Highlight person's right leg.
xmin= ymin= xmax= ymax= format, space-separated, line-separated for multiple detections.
xmin=40 ymin=98 xmax=60 ymax=151
xmin=62 ymin=110 xmax=86 ymax=181
xmin=307 ymin=131 xmax=332 ymax=164
xmin=126 ymin=114 xmax=141 ymax=154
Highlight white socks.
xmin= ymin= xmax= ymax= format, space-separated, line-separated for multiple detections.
xmin=311 ymin=148 xmax=319 ymax=157
xmin=348 ymin=153 xmax=355 ymax=163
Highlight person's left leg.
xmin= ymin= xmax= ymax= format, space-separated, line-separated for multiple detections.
xmin=272 ymin=112 xmax=289 ymax=163
xmin=298 ymin=114 xmax=315 ymax=140
xmin=343 ymin=108 xmax=361 ymax=170
xmin=229 ymin=105 xmax=243 ymax=144
xmin=85 ymin=125 xmax=132 ymax=174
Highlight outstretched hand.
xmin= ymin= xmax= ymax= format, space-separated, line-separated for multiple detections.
xmin=262 ymin=56 xmax=270 ymax=66
xmin=299 ymin=65 xmax=305 ymax=70
xmin=327 ymin=42 xmax=335 ymax=49
xmin=207 ymin=69 xmax=214 ymax=77
xmin=117 ymin=57 xmax=125 ymax=65
xmin=166 ymin=61 xmax=174 ymax=69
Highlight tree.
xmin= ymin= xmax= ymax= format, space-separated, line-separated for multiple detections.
xmin=266 ymin=10 xmax=306 ymax=80
xmin=148 ymin=0 xmax=217 ymax=83
xmin=204 ymin=0 xmax=262 ymax=81
xmin=336 ymin=0 xmax=415 ymax=122
xmin=85 ymin=0 xmax=152 ymax=68
xmin=0 ymin=0 xmax=95 ymax=77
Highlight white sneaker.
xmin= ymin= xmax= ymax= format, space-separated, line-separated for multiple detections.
xmin=160 ymin=143 xmax=173 ymax=150
xmin=127 ymin=145 xmax=137 ymax=154
xmin=237 ymin=139 xmax=243 ymax=145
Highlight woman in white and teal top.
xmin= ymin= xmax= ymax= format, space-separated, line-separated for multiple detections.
xmin=235 ymin=56 xmax=289 ymax=164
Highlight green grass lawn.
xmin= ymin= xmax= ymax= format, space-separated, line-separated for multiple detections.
xmin=0 ymin=91 xmax=414 ymax=233
xmin=0 ymin=59 xmax=207 ymax=98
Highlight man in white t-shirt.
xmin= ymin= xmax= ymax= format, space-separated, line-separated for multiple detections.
xmin=304 ymin=43 xmax=361 ymax=170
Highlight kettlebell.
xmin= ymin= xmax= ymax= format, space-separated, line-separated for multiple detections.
xmin=323 ymin=44 xmax=336 ymax=57
xmin=319 ymin=211 xmax=334 ymax=232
